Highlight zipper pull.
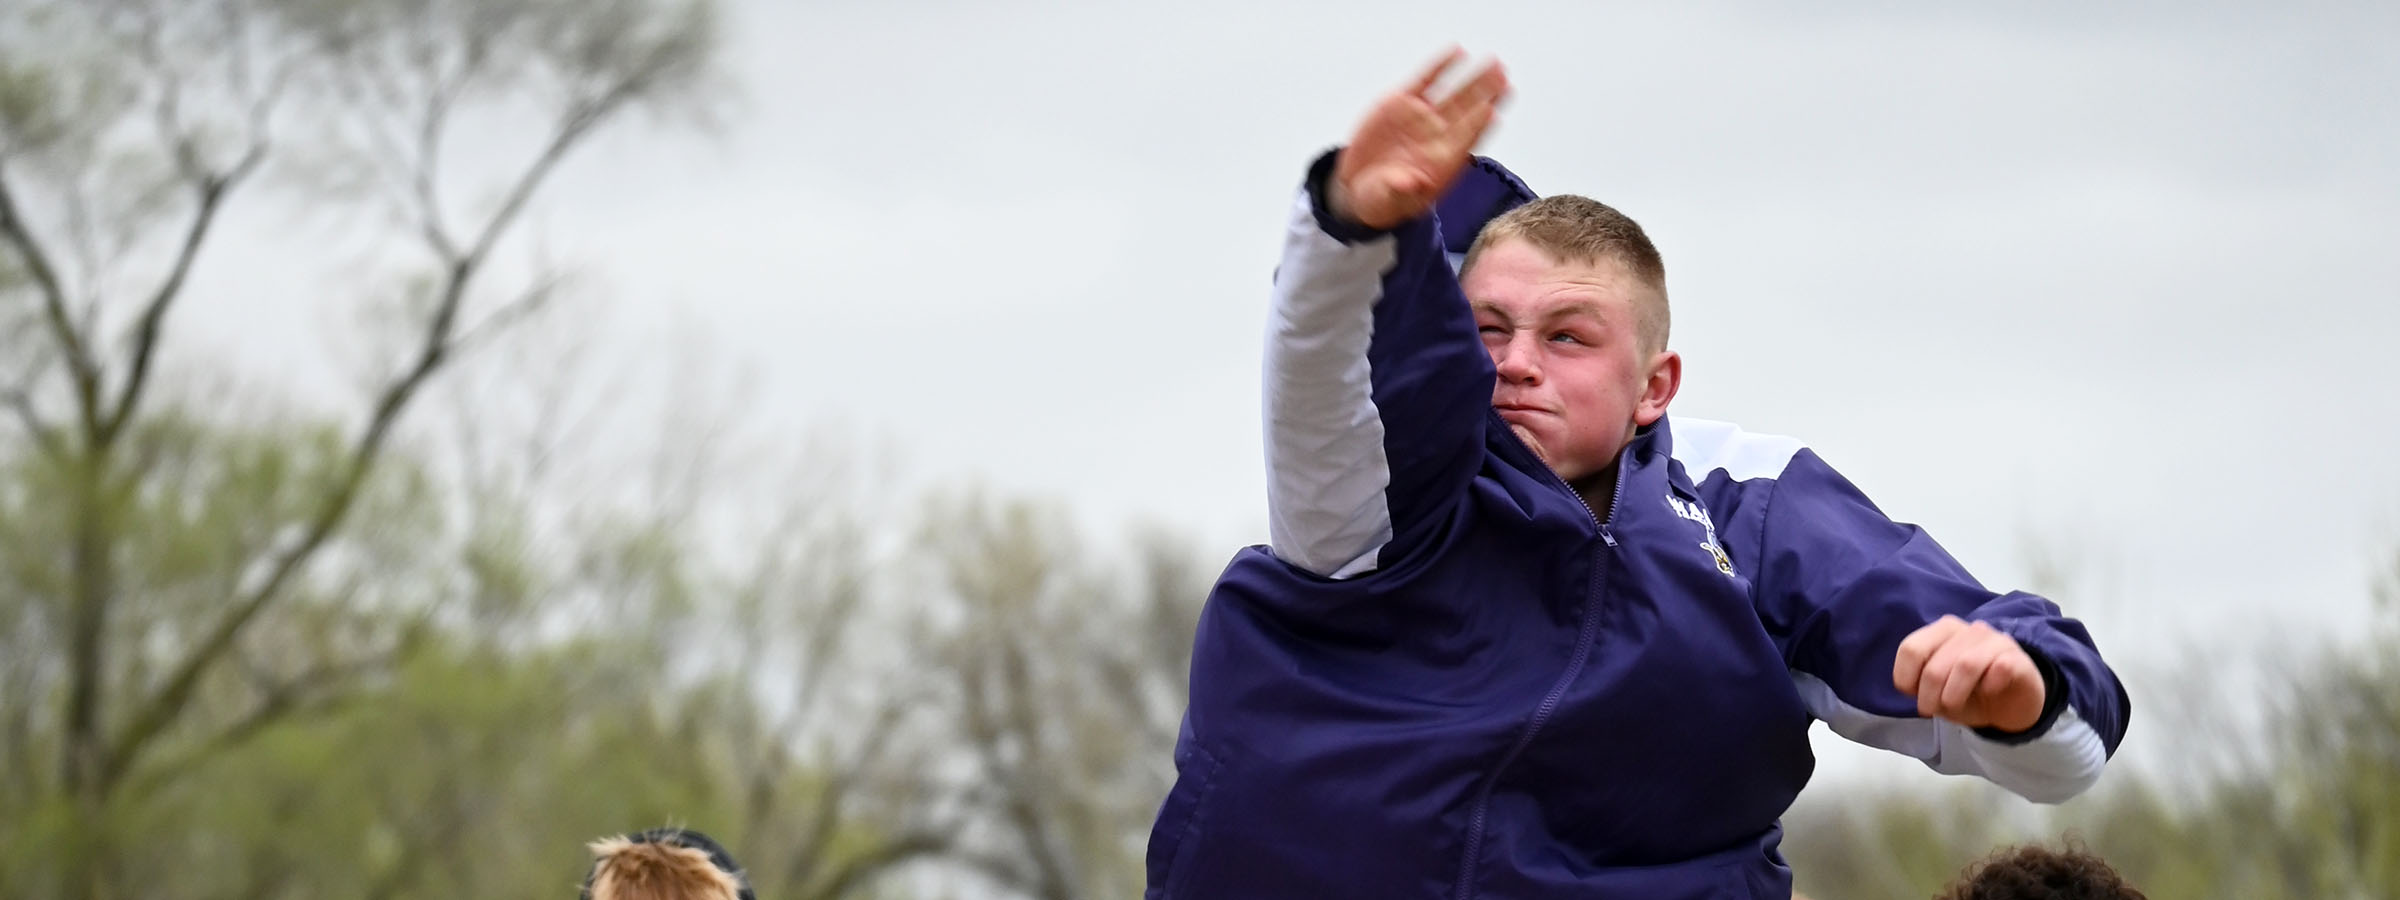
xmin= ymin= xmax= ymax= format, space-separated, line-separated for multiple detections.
xmin=1599 ymin=526 xmax=1617 ymax=547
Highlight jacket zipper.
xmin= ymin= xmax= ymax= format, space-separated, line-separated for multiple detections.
xmin=1452 ymin=434 xmax=1626 ymax=899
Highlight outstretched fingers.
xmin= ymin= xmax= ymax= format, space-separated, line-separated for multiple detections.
xmin=1406 ymin=46 xmax=1469 ymax=98
xmin=1333 ymin=48 xmax=1510 ymax=229
xmin=1435 ymin=61 xmax=1508 ymax=153
xmin=1435 ymin=61 xmax=1509 ymax=121
xmin=1450 ymin=89 xmax=1503 ymax=155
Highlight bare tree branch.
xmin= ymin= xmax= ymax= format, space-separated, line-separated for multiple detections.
xmin=462 ymin=99 xmax=609 ymax=268
xmin=0 ymin=160 xmax=100 ymax=435
xmin=782 ymin=546 xmax=867 ymax=743
xmin=100 ymin=1 xmax=287 ymax=444
xmin=996 ymin=633 xmax=1081 ymax=900
xmin=448 ymin=270 xmax=564 ymax=354
xmin=128 ymin=0 xmax=204 ymax=186
xmin=121 ymin=652 xmax=383 ymax=801
xmin=100 ymin=145 xmax=264 ymax=444
xmin=954 ymin=615 xmax=1080 ymax=900
xmin=97 ymin=72 xmax=647 ymax=792
xmin=799 ymin=830 xmax=956 ymax=900
xmin=319 ymin=38 xmax=440 ymax=228
xmin=99 ymin=351 xmax=425 ymax=790
xmin=409 ymin=61 xmax=465 ymax=263
xmin=1091 ymin=654 xmax=1162 ymax=743
xmin=786 ymin=696 xmax=914 ymax=887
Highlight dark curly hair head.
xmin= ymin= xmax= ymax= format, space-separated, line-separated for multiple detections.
xmin=1935 ymin=843 xmax=2144 ymax=900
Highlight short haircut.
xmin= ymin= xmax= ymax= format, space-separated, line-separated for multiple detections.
xmin=1462 ymin=194 xmax=1670 ymax=351
xmin=584 ymin=830 xmax=751 ymax=900
xmin=1935 ymin=844 xmax=2147 ymax=900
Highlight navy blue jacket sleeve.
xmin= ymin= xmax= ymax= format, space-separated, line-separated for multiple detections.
xmin=1752 ymin=448 xmax=2132 ymax=803
xmin=1260 ymin=150 xmax=1531 ymax=577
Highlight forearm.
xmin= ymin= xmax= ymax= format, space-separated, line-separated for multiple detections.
xmin=1261 ymin=157 xmax=1408 ymax=578
xmin=1262 ymin=150 xmax=1490 ymax=578
xmin=1758 ymin=451 xmax=2130 ymax=802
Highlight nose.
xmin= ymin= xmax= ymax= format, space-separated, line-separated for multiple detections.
xmin=1493 ymin=331 xmax=1542 ymax=384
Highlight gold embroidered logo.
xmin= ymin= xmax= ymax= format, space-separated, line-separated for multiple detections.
xmin=1702 ymin=539 xmax=1735 ymax=577
xmin=1667 ymin=495 xmax=1738 ymax=578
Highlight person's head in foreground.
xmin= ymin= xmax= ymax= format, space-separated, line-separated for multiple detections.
xmin=580 ymin=827 xmax=755 ymax=900
xmin=1934 ymin=843 xmax=2146 ymax=900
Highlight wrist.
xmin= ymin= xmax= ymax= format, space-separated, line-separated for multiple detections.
xmin=1325 ymin=169 xmax=1360 ymax=226
xmin=1973 ymin=644 xmax=2069 ymax=743
xmin=1305 ymin=148 xmax=1392 ymax=243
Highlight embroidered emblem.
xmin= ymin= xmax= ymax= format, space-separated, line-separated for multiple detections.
xmin=1667 ymin=495 xmax=1738 ymax=578
xmin=1702 ymin=540 xmax=1735 ymax=577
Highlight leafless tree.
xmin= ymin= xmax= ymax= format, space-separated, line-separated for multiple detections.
xmin=0 ymin=0 xmax=718 ymax=895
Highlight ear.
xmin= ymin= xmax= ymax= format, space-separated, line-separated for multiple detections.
xmin=1632 ymin=349 xmax=1680 ymax=427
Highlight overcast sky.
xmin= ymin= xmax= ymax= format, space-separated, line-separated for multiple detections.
xmin=183 ymin=0 xmax=2398 ymax=785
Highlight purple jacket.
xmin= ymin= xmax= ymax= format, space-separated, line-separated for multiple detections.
xmin=1144 ymin=151 xmax=2130 ymax=899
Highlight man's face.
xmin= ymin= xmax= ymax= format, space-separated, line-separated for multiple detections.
xmin=1461 ymin=239 xmax=1679 ymax=483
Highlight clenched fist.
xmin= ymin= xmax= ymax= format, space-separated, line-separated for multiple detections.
xmin=1893 ymin=615 xmax=2046 ymax=733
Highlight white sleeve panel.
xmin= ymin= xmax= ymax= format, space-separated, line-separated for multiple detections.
xmin=1794 ymin=670 xmax=2107 ymax=804
xmin=1262 ymin=189 xmax=1400 ymax=579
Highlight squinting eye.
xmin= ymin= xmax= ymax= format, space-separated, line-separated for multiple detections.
xmin=1478 ymin=326 xmax=1506 ymax=337
xmin=1548 ymin=333 xmax=1582 ymax=344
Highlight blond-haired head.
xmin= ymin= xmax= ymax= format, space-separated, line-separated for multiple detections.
xmin=584 ymin=833 xmax=747 ymax=900
xmin=1462 ymin=194 xmax=1669 ymax=352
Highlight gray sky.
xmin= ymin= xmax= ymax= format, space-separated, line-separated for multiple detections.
xmin=183 ymin=0 xmax=2398 ymax=784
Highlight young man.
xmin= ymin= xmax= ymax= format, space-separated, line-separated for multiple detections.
xmin=1144 ymin=51 xmax=2131 ymax=899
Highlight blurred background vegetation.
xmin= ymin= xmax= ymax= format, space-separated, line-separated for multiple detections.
xmin=1 ymin=1 xmax=2392 ymax=897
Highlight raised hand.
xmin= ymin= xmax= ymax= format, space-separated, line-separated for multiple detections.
xmin=1328 ymin=47 xmax=1511 ymax=230
xmin=1893 ymin=615 xmax=2048 ymax=733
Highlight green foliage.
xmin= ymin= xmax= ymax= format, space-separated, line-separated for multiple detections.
xmin=0 ymin=632 xmax=739 ymax=899
xmin=0 ymin=405 xmax=974 ymax=898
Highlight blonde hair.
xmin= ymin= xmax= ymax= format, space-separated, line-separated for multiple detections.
xmin=586 ymin=835 xmax=745 ymax=900
xmin=1462 ymin=194 xmax=1670 ymax=351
